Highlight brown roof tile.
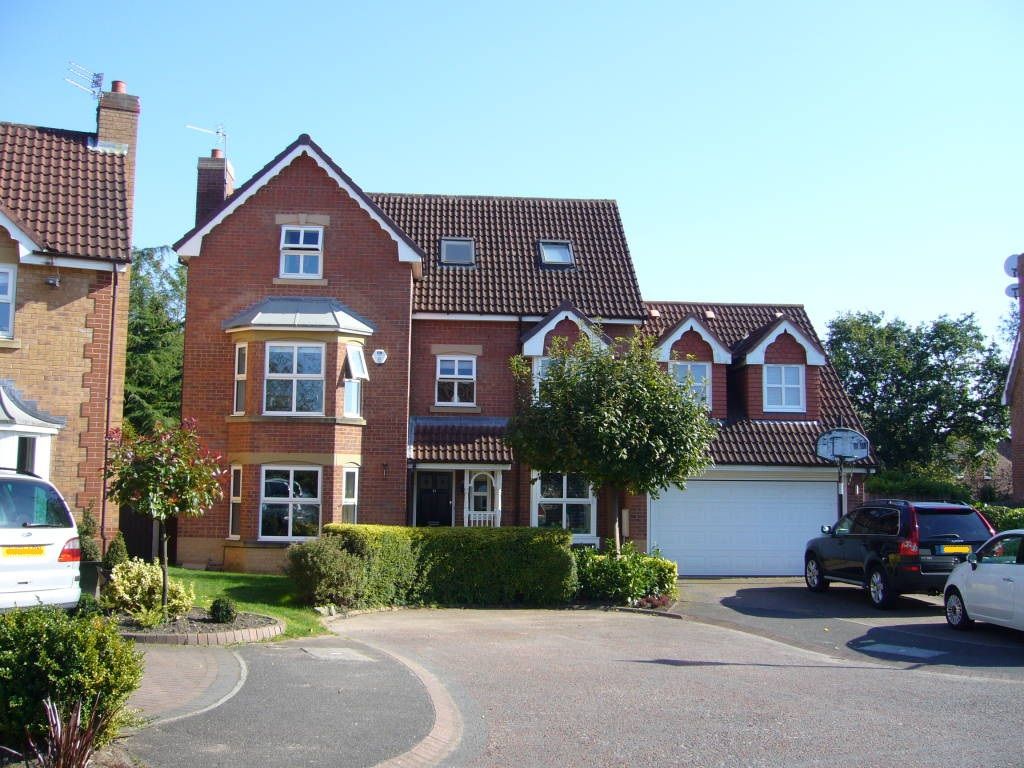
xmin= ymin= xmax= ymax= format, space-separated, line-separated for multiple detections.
xmin=370 ymin=194 xmax=646 ymax=319
xmin=410 ymin=417 xmax=512 ymax=464
xmin=0 ymin=123 xmax=130 ymax=262
xmin=646 ymin=301 xmax=871 ymax=467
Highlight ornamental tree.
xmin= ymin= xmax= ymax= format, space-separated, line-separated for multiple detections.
xmin=105 ymin=418 xmax=224 ymax=615
xmin=508 ymin=332 xmax=717 ymax=549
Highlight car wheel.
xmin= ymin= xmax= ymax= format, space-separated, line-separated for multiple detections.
xmin=867 ymin=566 xmax=894 ymax=609
xmin=804 ymin=556 xmax=829 ymax=592
xmin=945 ymin=588 xmax=973 ymax=630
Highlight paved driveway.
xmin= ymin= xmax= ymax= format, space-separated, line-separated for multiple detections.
xmin=334 ymin=608 xmax=1021 ymax=768
xmin=673 ymin=577 xmax=1024 ymax=680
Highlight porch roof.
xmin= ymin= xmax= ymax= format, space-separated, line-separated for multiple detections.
xmin=409 ymin=416 xmax=512 ymax=464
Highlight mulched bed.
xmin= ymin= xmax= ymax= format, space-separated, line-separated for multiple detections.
xmin=114 ymin=607 xmax=277 ymax=635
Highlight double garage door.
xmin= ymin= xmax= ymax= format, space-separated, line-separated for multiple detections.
xmin=649 ymin=479 xmax=835 ymax=576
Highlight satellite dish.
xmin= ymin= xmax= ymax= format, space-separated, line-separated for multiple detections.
xmin=816 ymin=428 xmax=870 ymax=462
xmin=1007 ymin=283 xmax=1020 ymax=300
xmin=1005 ymin=254 xmax=1021 ymax=278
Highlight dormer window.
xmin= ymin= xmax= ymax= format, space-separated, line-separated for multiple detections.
xmin=280 ymin=226 xmax=323 ymax=279
xmin=764 ymin=364 xmax=804 ymax=412
xmin=670 ymin=361 xmax=711 ymax=409
xmin=539 ymin=241 xmax=574 ymax=266
xmin=440 ymin=238 xmax=475 ymax=265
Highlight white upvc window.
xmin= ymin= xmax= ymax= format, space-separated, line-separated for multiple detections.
xmin=539 ymin=240 xmax=574 ymax=266
xmin=343 ymin=343 xmax=368 ymax=418
xmin=228 ymin=465 xmax=242 ymax=538
xmin=341 ymin=468 xmax=358 ymax=523
xmin=436 ymin=355 xmax=476 ymax=406
xmin=440 ymin=238 xmax=475 ymax=265
xmin=260 ymin=466 xmax=321 ymax=539
xmin=279 ymin=225 xmax=323 ymax=279
xmin=532 ymin=356 xmax=553 ymax=395
xmin=670 ymin=361 xmax=711 ymax=409
xmin=233 ymin=343 xmax=247 ymax=415
xmin=264 ymin=343 xmax=325 ymax=415
xmin=0 ymin=265 xmax=16 ymax=338
xmin=533 ymin=471 xmax=596 ymax=543
xmin=764 ymin=364 xmax=805 ymax=412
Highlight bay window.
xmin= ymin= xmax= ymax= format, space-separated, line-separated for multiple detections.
xmin=264 ymin=343 xmax=324 ymax=415
xmin=260 ymin=466 xmax=320 ymax=539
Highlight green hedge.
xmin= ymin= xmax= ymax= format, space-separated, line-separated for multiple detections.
xmin=865 ymin=470 xmax=971 ymax=502
xmin=0 ymin=608 xmax=142 ymax=750
xmin=304 ymin=524 xmax=576 ymax=607
xmin=574 ymin=542 xmax=678 ymax=605
xmin=977 ymin=504 xmax=1024 ymax=532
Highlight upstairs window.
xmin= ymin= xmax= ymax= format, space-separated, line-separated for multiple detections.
xmin=264 ymin=343 xmax=325 ymax=415
xmin=343 ymin=343 xmax=369 ymax=418
xmin=436 ymin=355 xmax=476 ymax=406
xmin=533 ymin=356 xmax=553 ymax=393
xmin=233 ymin=343 xmax=247 ymax=415
xmin=280 ymin=226 xmax=323 ymax=279
xmin=440 ymin=238 xmax=475 ymax=265
xmin=670 ymin=361 xmax=711 ymax=409
xmin=539 ymin=241 xmax=574 ymax=266
xmin=763 ymin=364 xmax=804 ymax=412
xmin=0 ymin=265 xmax=15 ymax=338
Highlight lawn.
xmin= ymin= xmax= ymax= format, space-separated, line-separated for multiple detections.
xmin=170 ymin=566 xmax=326 ymax=639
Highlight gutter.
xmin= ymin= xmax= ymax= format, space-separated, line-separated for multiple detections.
xmin=99 ymin=267 xmax=119 ymax=552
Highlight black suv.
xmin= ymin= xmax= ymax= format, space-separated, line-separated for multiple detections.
xmin=803 ymin=500 xmax=995 ymax=608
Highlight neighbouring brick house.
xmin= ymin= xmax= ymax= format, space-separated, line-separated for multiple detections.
xmin=1002 ymin=253 xmax=1024 ymax=503
xmin=174 ymin=134 xmax=868 ymax=575
xmin=0 ymin=81 xmax=138 ymax=547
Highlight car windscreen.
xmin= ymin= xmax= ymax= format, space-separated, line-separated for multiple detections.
xmin=916 ymin=508 xmax=990 ymax=541
xmin=0 ymin=480 xmax=73 ymax=529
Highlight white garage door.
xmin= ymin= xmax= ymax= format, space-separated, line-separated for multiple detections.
xmin=649 ymin=480 xmax=835 ymax=576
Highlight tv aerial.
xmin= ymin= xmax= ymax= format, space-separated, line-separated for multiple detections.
xmin=185 ymin=123 xmax=229 ymax=157
xmin=64 ymin=62 xmax=103 ymax=100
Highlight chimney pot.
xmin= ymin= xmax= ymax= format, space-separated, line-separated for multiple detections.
xmin=111 ymin=80 xmax=127 ymax=94
xmin=211 ymin=148 xmax=223 ymax=158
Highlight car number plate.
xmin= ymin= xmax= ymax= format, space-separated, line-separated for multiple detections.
xmin=2 ymin=546 xmax=44 ymax=557
xmin=938 ymin=545 xmax=970 ymax=554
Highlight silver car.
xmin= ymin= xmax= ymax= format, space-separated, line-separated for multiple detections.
xmin=944 ymin=529 xmax=1023 ymax=633
xmin=0 ymin=470 xmax=81 ymax=610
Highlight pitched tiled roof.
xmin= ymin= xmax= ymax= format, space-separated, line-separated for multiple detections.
xmin=646 ymin=301 xmax=871 ymax=468
xmin=0 ymin=123 xmax=130 ymax=262
xmin=370 ymin=194 xmax=646 ymax=319
xmin=410 ymin=416 xmax=512 ymax=464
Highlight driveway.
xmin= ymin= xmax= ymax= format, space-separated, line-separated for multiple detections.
xmin=333 ymin=608 xmax=1021 ymax=768
xmin=673 ymin=577 xmax=1024 ymax=680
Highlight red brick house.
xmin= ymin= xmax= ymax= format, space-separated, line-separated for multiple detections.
xmin=174 ymin=134 xmax=867 ymax=575
xmin=1002 ymin=253 xmax=1023 ymax=502
xmin=0 ymin=81 xmax=138 ymax=547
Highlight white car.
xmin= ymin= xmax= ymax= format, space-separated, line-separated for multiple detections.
xmin=944 ymin=528 xmax=1023 ymax=632
xmin=0 ymin=470 xmax=81 ymax=611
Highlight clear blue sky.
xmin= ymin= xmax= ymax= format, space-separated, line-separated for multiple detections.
xmin=4 ymin=1 xmax=1021 ymax=344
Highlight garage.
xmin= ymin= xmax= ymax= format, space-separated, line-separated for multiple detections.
xmin=648 ymin=474 xmax=837 ymax=576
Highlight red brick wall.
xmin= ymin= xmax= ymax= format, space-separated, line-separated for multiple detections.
xmin=179 ymin=153 xmax=413 ymax=561
xmin=1012 ymin=369 xmax=1024 ymax=503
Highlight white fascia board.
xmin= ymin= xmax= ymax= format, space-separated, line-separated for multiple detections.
xmin=522 ymin=310 xmax=607 ymax=356
xmin=413 ymin=462 xmax=512 ymax=471
xmin=0 ymin=212 xmax=40 ymax=260
xmin=656 ymin=317 xmax=731 ymax=364
xmin=0 ymin=423 xmax=60 ymax=436
xmin=19 ymin=252 xmax=127 ymax=273
xmin=743 ymin=320 xmax=827 ymax=366
xmin=687 ymin=465 xmax=866 ymax=481
xmin=1003 ymin=328 xmax=1020 ymax=406
xmin=177 ymin=145 xmax=422 ymax=266
xmin=414 ymin=313 xmax=543 ymax=323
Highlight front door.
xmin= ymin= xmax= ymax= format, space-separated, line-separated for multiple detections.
xmin=416 ymin=472 xmax=452 ymax=527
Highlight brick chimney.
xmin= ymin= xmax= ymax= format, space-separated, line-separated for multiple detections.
xmin=195 ymin=148 xmax=235 ymax=225
xmin=95 ymin=80 xmax=141 ymax=231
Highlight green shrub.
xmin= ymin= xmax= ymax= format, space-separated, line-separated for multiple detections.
xmin=77 ymin=506 xmax=101 ymax=563
xmin=100 ymin=558 xmax=194 ymax=622
xmin=410 ymin=527 xmax=576 ymax=606
xmin=323 ymin=524 xmax=417 ymax=607
xmin=865 ymin=470 xmax=971 ymax=503
xmin=285 ymin=537 xmax=365 ymax=608
xmin=209 ymin=596 xmax=238 ymax=624
xmin=101 ymin=533 xmax=129 ymax=572
xmin=977 ymin=504 xmax=1024 ymax=532
xmin=0 ymin=607 xmax=142 ymax=751
xmin=574 ymin=542 xmax=678 ymax=606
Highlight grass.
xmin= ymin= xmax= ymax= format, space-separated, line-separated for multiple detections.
xmin=168 ymin=566 xmax=326 ymax=639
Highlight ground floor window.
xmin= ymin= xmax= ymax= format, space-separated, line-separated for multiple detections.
xmin=534 ymin=471 xmax=596 ymax=541
xmin=228 ymin=465 xmax=242 ymax=538
xmin=341 ymin=468 xmax=358 ymax=523
xmin=260 ymin=466 xmax=321 ymax=539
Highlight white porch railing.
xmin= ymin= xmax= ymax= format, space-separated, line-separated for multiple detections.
xmin=465 ymin=510 xmax=501 ymax=527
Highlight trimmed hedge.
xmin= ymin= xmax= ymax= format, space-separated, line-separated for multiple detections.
xmin=574 ymin=542 xmax=678 ymax=606
xmin=977 ymin=504 xmax=1024 ymax=532
xmin=285 ymin=537 xmax=364 ymax=608
xmin=306 ymin=524 xmax=577 ymax=607
xmin=0 ymin=607 xmax=142 ymax=750
xmin=865 ymin=470 xmax=971 ymax=503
